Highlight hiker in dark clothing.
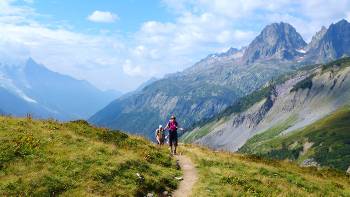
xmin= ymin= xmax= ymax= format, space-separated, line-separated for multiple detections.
xmin=165 ymin=115 xmax=180 ymax=155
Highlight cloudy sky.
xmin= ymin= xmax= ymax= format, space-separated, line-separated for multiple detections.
xmin=1 ymin=0 xmax=350 ymax=92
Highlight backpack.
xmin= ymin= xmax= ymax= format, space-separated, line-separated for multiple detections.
xmin=156 ymin=128 xmax=164 ymax=137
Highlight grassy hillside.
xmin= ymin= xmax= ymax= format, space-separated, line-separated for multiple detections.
xmin=239 ymin=105 xmax=350 ymax=171
xmin=0 ymin=116 xmax=180 ymax=196
xmin=181 ymin=119 xmax=224 ymax=144
xmin=181 ymin=145 xmax=350 ymax=196
xmin=1 ymin=115 xmax=350 ymax=196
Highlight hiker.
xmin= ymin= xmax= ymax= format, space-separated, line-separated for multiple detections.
xmin=155 ymin=125 xmax=165 ymax=145
xmin=165 ymin=115 xmax=180 ymax=155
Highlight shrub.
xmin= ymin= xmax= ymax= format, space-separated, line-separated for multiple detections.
xmin=12 ymin=132 xmax=41 ymax=157
xmin=97 ymin=130 xmax=129 ymax=145
xmin=69 ymin=119 xmax=90 ymax=126
xmin=290 ymin=75 xmax=314 ymax=92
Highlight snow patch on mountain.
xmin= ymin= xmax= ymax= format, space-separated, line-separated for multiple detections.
xmin=0 ymin=73 xmax=37 ymax=103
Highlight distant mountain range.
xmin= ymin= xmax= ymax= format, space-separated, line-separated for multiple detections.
xmin=90 ymin=19 xmax=350 ymax=138
xmin=0 ymin=58 xmax=121 ymax=120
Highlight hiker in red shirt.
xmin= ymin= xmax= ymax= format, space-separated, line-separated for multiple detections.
xmin=165 ymin=115 xmax=180 ymax=155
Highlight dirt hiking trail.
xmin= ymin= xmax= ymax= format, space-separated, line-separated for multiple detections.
xmin=172 ymin=155 xmax=198 ymax=197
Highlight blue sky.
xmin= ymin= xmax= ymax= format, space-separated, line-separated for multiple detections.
xmin=1 ymin=0 xmax=350 ymax=92
xmin=31 ymin=0 xmax=172 ymax=34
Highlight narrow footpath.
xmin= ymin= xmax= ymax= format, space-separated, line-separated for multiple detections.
xmin=172 ymin=155 xmax=198 ymax=197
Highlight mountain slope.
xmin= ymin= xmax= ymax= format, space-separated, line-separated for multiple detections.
xmin=0 ymin=117 xmax=180 ymax=196
xmin=0 ymin=58 xmax=121 ymax=120
xmin=89 ymin=75 xmax=241 ymax=137
xmin=0 ymin=86 xmax=59 ymax=118
xmin=239 ymin=105 xmax=350 ymax=171
xmin=184 ymin=58 xmax=350 ymax=171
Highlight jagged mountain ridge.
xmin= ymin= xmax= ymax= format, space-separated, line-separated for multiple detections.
xmin=305 ymin=26 xmax=327 ymax=52
xmin=90 ymin=19 xmax=350 ymax=138
xmin=306 ymin=19 xmax=350 ymax=63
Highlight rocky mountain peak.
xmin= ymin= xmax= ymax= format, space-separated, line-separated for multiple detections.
xmin=336 ymin=19 xmax=349 ymax=26
xmin=306 ymin=19 xmax=350 ymax=62
xmin=305 ymin=26 xmax=327 ymax=52
xmin=326 ymin=19 xmax=350 ymax=37
xmin=242 ymin=22 xmax=306 ymax=64
xmin=223 ymin=47 xmax=239 ymax=56
xmin=25 ymin=58 xmax=46 ymax=72
xmin=204 ymin=47 xmax=240 ymax=59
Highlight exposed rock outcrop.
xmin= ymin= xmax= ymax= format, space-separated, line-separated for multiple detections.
xmin=301 ymin=158 xmax=320 ymax=168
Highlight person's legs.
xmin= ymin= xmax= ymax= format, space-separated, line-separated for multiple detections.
xmin=173 ymin=132 xmax=178 ymax=155
xmin=169 ymin=132 xmax=179 ymax=155
xmin=156 ymin=136 xmax=161 ymax=145
xmin=169 ymin=134 xmax=174 ymax=154
xmin=161 ymin=136 xmax=165 ymax=146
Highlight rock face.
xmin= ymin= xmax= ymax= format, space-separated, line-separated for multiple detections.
xmin=242 ymin=22 xmax=306 ymax=64
xmin=306 ymin=19 xmax=350 ymax=62
xmin=193 ymin=62 xmax=350 ymax=151
xmin=305 ymin=26 xmax=327 ymax=52
xmin=301 ymin=158 xmax=320 ymax=168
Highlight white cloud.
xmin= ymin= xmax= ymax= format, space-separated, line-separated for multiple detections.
xmin=87 ymin=10 xmax=118 ymax=23
xmin=124 ymin=0 xmax=350 ymax=80
xmin=0 ymin=1 xmax=133 ymax=91
xmin=128 ymin=4 xmax=257 ymax=75
xmin=1 ymin=0 xmax=350 ymax=92
xmin=0 ymin=0 xmax=36 ymax=24
xmin=162 ymin=0 xmax=350 ymax=41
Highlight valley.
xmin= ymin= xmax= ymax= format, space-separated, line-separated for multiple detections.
xmin=1 ymin=3 xmax=350 ymax=194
